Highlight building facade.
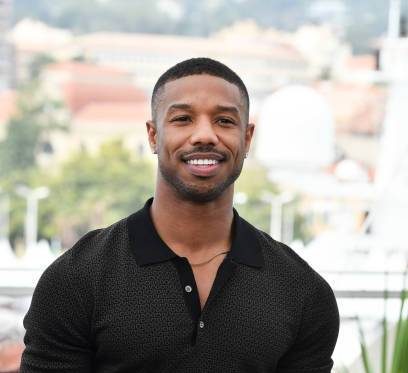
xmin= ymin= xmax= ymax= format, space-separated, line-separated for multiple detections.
xmin=0 ymin=0 xmax=14 ymax=92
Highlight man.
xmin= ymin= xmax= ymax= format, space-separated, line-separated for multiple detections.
xmin=20 ymin=58 xmax=339 ymax=372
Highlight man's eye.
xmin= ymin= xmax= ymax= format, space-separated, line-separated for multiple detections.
xmin=217 ymin=117 xmax=235 ymax=125
xmin=171 ymin=116 xmax=190 ymax=123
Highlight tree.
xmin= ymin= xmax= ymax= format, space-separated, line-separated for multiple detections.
xmin=13 ymin=0 xmax=396 ymax=53
xmin=0 ymin=81 xmax=67 ymax=178
xmin=235 ymin=161 xmax=311 ymax=243
xmin=0 ymin=80 xmax=68 ymax=247
xmin=234 ymin=162 xmax=277 ymax=233
xmin=29 ymin=53 xmax=56 ymax=80
xmin=39 ymin=140 xmax=155 ymax=248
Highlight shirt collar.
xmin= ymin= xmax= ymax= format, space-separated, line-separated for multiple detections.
xmin=127 ymin=198 xmax=264 ymax=268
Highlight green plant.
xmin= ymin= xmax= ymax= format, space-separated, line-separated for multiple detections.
xmin=357 ymin=269 xmax=408 ymax=373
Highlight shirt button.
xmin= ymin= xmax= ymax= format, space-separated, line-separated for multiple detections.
xmin=185 ymin=285 xmax=192 ymax=293
xmin=199 ymin=321 xmax=205 ymax=329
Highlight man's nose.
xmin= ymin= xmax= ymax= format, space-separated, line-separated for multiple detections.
xmin=189 ymin=117 xmax=219 ymax=146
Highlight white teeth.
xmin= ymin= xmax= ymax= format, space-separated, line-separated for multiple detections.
xmin=187 ymin=159 xmax=219 ymax=165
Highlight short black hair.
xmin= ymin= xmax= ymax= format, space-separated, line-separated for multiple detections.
xmin=151 ymin=57 xmax=249 ymax=122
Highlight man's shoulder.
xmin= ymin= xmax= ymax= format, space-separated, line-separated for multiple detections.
xmin=70 ymin=215 xmax=130 ymax=265
xmin=47 ymin=215 xmax=130 ymax=276
xmin=30 ymin=215 xmax=133 ymax=319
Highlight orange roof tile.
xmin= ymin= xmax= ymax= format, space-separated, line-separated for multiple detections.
xmin=0 ymin=342 xmax=24 ymax=372
xmin=74 ymin=102 xmax=149 ymax=124
xmin=44 ymin=61 xmax=147 ymax=114
xmin=0 ymin=90 xmax=17 ymax=124
xmin=345 ymin=54 xmax=377 ymax=71
xmin=62 ymin=81 xmax=146 ymax=113
xmin=46 ymin=61 xmax=129 ymax=77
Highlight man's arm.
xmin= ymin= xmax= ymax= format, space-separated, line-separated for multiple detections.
xmin=276 ymin=277 xmax=340 ymax=373
xmin=20 ymin=252 xmax=93 ymax=373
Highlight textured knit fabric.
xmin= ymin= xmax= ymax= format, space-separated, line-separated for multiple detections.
xmin=20 ymin=199 xmax=339 ymax=373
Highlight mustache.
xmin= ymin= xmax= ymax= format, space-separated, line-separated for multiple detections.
xmin=180 ymin=146 xmax=228 ymax=160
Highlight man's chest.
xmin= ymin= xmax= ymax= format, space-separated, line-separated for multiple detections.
xmin=91 ymin=261 xmax=300 ymax=371
xmin=191 ymin=257 xmax=224 ymax=310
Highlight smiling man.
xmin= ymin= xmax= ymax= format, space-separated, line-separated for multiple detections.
xmin=20 ymin=58 xmax=339 ymax=373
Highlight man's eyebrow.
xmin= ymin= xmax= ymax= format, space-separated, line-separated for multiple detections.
xmin=214 ymin=105 xmax=240 ymax=115
xmin=167 ymin=103 xmax=192 ymax=112
xmin=166 ymin=103 xmax=241 ymax=117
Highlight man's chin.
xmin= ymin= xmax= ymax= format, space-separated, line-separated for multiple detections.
xmin=176 ymin=185 xmax=225 ymax=204
xmin=159 ymin=164 xmax=239 ymax=203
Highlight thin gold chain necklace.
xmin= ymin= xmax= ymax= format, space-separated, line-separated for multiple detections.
xmin=190 ymin=251 xmax=230 ymax=267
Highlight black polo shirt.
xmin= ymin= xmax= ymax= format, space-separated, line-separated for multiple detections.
xmin=21 ymin=198 xmax=339 ymax=373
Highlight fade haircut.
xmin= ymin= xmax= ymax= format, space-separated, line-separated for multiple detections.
xmin=151 ymin=57 xmax=250 ymax=122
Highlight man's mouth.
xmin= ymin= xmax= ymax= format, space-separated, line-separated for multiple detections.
xmin=181 ymin=153 xmax=225 ymax=177
xmin=181 ymin=151 xmax=226 ymax=163
xmin=186 ymin=159 xmax=219 ymax=166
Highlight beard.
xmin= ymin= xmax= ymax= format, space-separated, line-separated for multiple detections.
xmin=158 ymin=155 xmax=245 ymax=204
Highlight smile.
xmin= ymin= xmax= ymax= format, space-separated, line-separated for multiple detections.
xmin=183 ymin=157 xmax=223 ymax=177
xmin=186 ymin=159 xmax=219 ymax=166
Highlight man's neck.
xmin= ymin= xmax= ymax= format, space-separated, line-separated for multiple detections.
xmin=150 ymin=184 xmax=234 ymax=261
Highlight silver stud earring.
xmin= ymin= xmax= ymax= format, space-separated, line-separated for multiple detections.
xmin=244 ymin=152 xmax=248 ymax=159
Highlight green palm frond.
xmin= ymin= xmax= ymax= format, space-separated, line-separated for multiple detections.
xmin=357 ymin=316 xmax=374 ymax=373
xmin=391 ymin=269 xmax=407 ymax=373
xmin=356 ymin=268 xmax=408 ymax=373
xmin=382 ymin=286 xmax=388 ymax=373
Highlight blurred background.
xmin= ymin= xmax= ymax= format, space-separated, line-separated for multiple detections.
xmin=1 ymin=0 xmax=408 ymax=371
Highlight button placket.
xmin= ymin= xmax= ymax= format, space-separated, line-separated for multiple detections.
xmin=172 ymin=257 xmax=202 ymax=345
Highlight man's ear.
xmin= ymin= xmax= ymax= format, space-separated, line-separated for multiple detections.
xmin=146 ymin=120 xmax=158 ymax=154
xmin=244 ymin=123 xmax=255 ymax=154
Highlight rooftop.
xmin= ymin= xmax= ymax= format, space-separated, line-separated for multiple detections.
xmin=45 ymin=61 xmax=130 ymax=78
xmin=44 ymin=62 xmax=147 ymax=114
xmin=75 ymin=30 xmax=306 ymax=62
xmin=74 ymin=101 xmax=149 ymax=124
xmin=0 ymin=90 xmax=16 ymax=125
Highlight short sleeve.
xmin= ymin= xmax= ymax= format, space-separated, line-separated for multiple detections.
xmin=20 ymin=252 xmax=93 ymax=373
xmin=276 ymin=277 xmax=340 ymax=373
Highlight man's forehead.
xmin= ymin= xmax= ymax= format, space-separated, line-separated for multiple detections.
xmin=157 ymin=74 xmax=245 ymax=110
